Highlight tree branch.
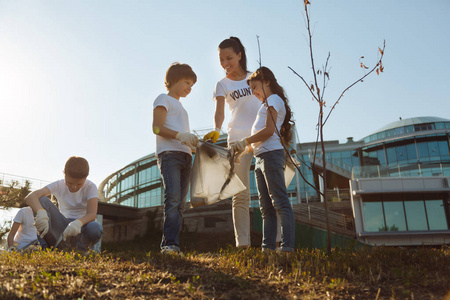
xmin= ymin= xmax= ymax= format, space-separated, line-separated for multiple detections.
xmin=323 ymin=40 xmax=386 ymax=126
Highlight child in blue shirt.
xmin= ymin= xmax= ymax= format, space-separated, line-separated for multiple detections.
xmin=152 ymin=63 xmax=199 ymax=254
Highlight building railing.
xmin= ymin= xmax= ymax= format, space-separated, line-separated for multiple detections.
xmin=308 ymin=152 xmax=354 ymax=173
xmin=352 ymin=163 xmax=450 ymax=179
xmin=292 ymin=203 xmax=355 ymax=236
xmin=0 ymin=172 xmax=50 ymax=191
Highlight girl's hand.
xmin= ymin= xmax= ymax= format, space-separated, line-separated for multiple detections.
xmin=231 ymin=138 xmax=249 ymax=153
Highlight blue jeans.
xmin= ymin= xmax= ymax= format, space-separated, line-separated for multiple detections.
xmin=255 ymin=150 xmax=295 ymax=251
xmin=38 ymin=197 xmax=103 ymax=251
xmin=157 ymin=151 xmax=192 ymax=250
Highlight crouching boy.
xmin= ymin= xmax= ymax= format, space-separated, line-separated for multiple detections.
xmin=25 ymin=156 xmax=103 ymax=252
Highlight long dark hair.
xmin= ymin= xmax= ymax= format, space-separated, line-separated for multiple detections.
xmin=218 ymin=37 xmax=248 ymax=73
xmin=248 ymin=67 xmax=295 ymax=146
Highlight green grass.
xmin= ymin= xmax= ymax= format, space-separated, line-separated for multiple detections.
xmin=1 ymin=240 xmax=449 ymax=299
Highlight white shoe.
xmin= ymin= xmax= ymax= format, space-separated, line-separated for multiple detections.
xmin=161 ymin=245 xmax=184 ymax=256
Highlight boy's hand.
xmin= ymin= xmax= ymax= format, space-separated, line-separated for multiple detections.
xmin=176 ymin=132 xmax=199 ymax=150
xmin=203 ymin=129 xmax=220 ymax=143
xmin=35 ymin=209 xmax=49 ymax=238
xmin=63 ymin=219 xmax=83 ymax=241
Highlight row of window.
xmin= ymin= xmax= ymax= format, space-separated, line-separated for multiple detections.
xmin=105 ymin=163 xmax=160 ymax=200
xmin=363 ymin=122 xmax=450 ymax=143
xmin=362 ymin=195 xmax=449 ymax=232
xmin=363 ymin=139 xmax=450 ymax=166
xmin=353 ymin=164 xmax=450 ymax=179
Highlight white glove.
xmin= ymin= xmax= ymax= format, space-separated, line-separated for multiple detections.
xmin=176 ymin=132 xmax=199 ymax=150
xmin=35 ymin=209 xmax=49 ymax=238
xmin=231 ymin=138 xmax=249 ymax=153
xmin=63 ymin=219 xmax=83 ymax=241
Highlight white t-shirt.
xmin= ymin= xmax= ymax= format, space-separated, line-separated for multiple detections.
xmin=251 ymin=94 xmax=286 ymax=156
xmin=46 ymin=179 xmax=98 ymax=220
xmin=153 ymin=93 xmax=192 ymax=155
xmin=13 ymin=207 xmax=38 ymax=249
xmin=213 ymin=74 xmax=261 ymax=143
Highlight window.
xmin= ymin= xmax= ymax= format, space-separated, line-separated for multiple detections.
xmin=376 ymin=149 xmax=386 ymax=165
xmin=428 ymin=141 xmax=440 ymax=160
xmin=363 ymin=201 xmax=385 ymax=232
xmin=438 ymin=141 xmax=450 ymax=158
xmin=395 ymin=145 xmax=408 ymax=164
xmin=377 ymin=131 xmax=386 ymax=140
xmin=384 ymin=201 xmax=407 ymax=231
xmin=414 ymin=123 xmax=433 ymax=132
xmin=385 ymin=129 xmax=396 ymax=138
xmin=404 ymin=125 xmax=415 ymax=134
xmin=426 ymin=200 xmax=448 ymax=230
xmin=416 ymin=142 xmax=430 ymax=162
xmin=386 ymin=147 xmax=397 ymax=165
xmin=406 ymin=144 xmax=418 ymax=163
xmin=394 ymin=127 xmax=405 ymax=136
xmin=369 ymin=134 xmax=378 ymax=142
xmin=404 ymin=201 xmax=428 ymax=231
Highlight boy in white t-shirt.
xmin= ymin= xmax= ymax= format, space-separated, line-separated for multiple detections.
xmin=25 ymin=156 xmax=102 ymax=252
xmin=7 ymin=207 xmax=42 ymax=251
xmin=152 ymin=62 xmax=198 ymax=255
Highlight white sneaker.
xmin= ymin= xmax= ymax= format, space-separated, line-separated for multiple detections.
xmin=161 ymin=246 xmax=184 ymax=256
xmin=261 ymin=247 xmax=275 ymax=253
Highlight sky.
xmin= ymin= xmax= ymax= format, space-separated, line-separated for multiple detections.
xmin=1 ymin=0 xmax=449 ymax=188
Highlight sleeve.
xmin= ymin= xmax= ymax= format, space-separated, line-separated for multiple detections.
xmin=13 ymin=209 xmax=24 ymax=224
xmin=86 ymin=182 xmax=99 ymax=200
xmin=213 ymin=81 xmax=226 ymax=99
xmin=153 ymin=94 xmax=170 ymax=110
xmin=46 ymin=180 xmax=61 ymax=195
xmin=267 ymin=97 xmax=284 ymax=114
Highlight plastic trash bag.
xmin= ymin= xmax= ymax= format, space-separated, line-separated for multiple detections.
xmin=284 ymin=154 xmax=300 ymax=188
xmin=190 ymin=141 xmax=246 ymax=207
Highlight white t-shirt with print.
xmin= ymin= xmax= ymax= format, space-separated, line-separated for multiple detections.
xmin=13 ymin=207 xmax=38 ymax=249
xmin=213 ymin=74 xmax=261 ymax=143
xmin=251 ymin=94 xmax=286 ymax=156
xmin=153 ymin=93 xmax=192 ymax=155
xmin=46 ymin=179 xmax=98 ymax=220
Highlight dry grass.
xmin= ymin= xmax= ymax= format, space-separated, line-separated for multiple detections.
xmin=1 ymin=240 xmax=449 ymax=299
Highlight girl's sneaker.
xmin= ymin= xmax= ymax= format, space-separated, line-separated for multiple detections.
xmin=161 ymin=245 xmax=184 ymax=256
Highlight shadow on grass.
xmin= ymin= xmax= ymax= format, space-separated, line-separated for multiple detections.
xmin=102 ymin=230 xmax=294 ymax=299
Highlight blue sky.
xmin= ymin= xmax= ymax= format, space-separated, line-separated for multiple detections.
xmin=1 ymin=0 xmax=449 ymax=187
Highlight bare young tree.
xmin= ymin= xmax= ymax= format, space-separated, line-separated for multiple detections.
xmin=0 ymin=180 xmax=31 ymax=244
xmin=287 ymin=0 xmax=385 ymax=253
xmin=0 ymin=180 xmax=31 ymax=208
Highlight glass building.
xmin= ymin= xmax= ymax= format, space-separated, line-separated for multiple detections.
xmin=98 ymin=129 xmax=299 ymax=208
xmin=98 ymin=116 xmax=450 ymax=245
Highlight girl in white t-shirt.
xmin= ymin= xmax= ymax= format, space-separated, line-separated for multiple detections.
xmin=232 ymin=67 xmax=296 ymax=252
xmin=203 ymin=37 xmax=261 ymax=248
xmin=7 ymin=207 xmax=40 ymax=251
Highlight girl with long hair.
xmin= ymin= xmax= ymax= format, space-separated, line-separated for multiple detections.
xmin=232 ymin=66 xmax=295 ymax=252
xmin=203 ymin=37 xmax=261 ymax=248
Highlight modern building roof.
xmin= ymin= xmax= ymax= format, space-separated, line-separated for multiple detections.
xmin=369 ymin=116 xmax=450 ymax=136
